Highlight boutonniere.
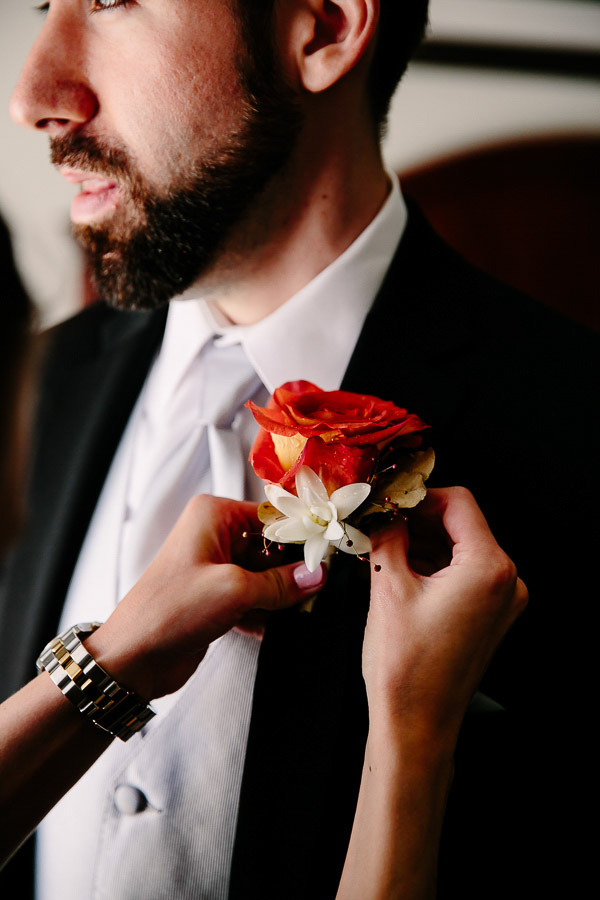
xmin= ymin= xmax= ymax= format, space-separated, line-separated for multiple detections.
xmin=246 ymin=381 xmax=434 ymax=585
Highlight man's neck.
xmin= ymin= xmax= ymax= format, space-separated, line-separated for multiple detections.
xmin=183 ymin=136 xmax=390 ymax=326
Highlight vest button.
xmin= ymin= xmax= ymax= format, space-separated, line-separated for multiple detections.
xmin=114 ymin=784 xmax=148 ymax=815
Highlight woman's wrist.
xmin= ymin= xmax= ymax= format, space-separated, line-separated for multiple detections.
xmin=366 ymin=697 xmax=460 ymax=774
xmin=82 ymin=617 xmax=156 ymax=701
xmin=83 ymin=607 xmax=207 ymax=702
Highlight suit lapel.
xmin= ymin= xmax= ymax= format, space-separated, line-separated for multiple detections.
xmin=229 ymin=556 xmax=370 ymax=900
xmin=0 ymin=304 xmax=167 ymax=699
xmin=342 ymin=199 xmax=473 ymax=429
xmin=230 ymin=205 xmax=477 ymax=898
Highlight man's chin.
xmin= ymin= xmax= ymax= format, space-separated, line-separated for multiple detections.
xmin=82 ymin=237 xmax=201 ymax=312
xmin=89 ymin=265 xmax=175 ymax=312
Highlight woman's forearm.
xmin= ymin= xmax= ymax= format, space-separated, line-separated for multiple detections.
xmin=0 ymin=672 xmax=112 ymax=866
xmin=337 ymin=719 xmax=454 ymax=900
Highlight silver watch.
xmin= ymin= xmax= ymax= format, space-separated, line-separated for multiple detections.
xmin=36 ymin=622 xmax=156 ymax=742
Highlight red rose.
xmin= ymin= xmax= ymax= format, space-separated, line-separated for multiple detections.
xmin=247 ymin=381 xmax=429 ymax=495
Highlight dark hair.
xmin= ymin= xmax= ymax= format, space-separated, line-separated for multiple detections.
xmin=369 ymin=0 xmax=430 ymax=130
xmin=235 ymin=0 xmax=429 ymax=131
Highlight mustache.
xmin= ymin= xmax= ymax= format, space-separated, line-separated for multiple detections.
xmin=50 ymin=133 xmax=135 ymax=185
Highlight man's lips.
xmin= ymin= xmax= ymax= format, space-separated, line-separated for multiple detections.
xmin=59 ymin=168 xmax=122 ymax=224
xmin=60 ymin=167 xmax=119 ymax=192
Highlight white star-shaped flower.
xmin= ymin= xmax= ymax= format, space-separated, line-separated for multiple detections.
xmin=263 ymin=466 xmax=373 ymax=572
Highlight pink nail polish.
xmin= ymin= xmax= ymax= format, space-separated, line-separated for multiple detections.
xmin=293 ymin=563 xmax=325 ymax=590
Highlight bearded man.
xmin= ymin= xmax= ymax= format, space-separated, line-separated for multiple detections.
xmin=1 ymin=2 xmax=596 ymax=898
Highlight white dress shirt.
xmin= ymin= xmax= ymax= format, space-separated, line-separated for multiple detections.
xmin=36 ymin=176 xmax=407 ymax=900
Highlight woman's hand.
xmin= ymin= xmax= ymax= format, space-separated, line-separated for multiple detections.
xmin=86 ymin=495 xmax=326 ymax=700
xmin=337 ymin=488 xmax=527 ymax=900
xmin=0 ymin=495 xmax=325 ymax=867
xmin=364 ymin=486 xmax=528 ymax=749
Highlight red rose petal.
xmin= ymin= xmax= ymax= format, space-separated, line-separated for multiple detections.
xmin=248 ymin=428 xmax=286 ymax=484
xmin=282 ymin=437 xmax=377 ymax=495
xmin=246 ymin=401 xmax=302 ymax=438
xmin=247 ymin=381 xmax=430 ymax=494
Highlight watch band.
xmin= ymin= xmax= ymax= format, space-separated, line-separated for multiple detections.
xmin=36 ymin=622 xmax=156 ymax=742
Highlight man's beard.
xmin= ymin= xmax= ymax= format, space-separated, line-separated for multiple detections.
xmin=51 ymin=55 xmax=301 ymax=311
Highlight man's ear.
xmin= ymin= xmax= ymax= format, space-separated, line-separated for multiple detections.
xmin=283 ymin=0 xmax=379 ymax=94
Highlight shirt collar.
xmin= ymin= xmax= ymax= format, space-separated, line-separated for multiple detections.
xmin=238 ymin=172 xmax=407 ymax=393
xmin=154 ymin=172 xmax=406 ymax=410
xmin=140 ymin=299 xmax=215 ymax=420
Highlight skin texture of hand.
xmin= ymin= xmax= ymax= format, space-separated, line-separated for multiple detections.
xmin=364 ymin=486 xmax=528 ymax=743
xmin=86 ymin=495 xmax=326 ymax=700
xmin=0 ymin=495 xmax=325 ymax=867
xmin=337 ymin=487 xmax=528 ymax=900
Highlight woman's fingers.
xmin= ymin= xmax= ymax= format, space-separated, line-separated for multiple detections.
xmin=241 ymin=561 xmax=328 ymax=612
xmin=510 ymin=576 xmax=529 ymax=623
xmin=369 ymin=517 xmax=415 ymax=594
xmin=429 ymin=486 xmax=501 ymax=561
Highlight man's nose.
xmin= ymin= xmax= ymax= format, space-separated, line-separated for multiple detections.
xmin=9 ymin=14 xmax=98 ymax=136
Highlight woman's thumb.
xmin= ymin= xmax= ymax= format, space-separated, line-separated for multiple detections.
xmin=248 ymin=561 xmax=328 ymax=611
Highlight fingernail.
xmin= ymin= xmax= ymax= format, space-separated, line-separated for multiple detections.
xmin=293 ymin=563 xmax=325 ymax=590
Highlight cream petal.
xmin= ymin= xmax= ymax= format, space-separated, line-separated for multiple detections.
xmin=338 ymin=523 xmax=373 ymax=556
xmin=304 ymin=535 xmax=329 ymax=572
xmin=324 ymin=519 xmax=344 ymax=542
xmin=264 ymin=484 xmax=307 ymax=518
xmin=330 ymin=482 xmax=371 ymax=520
xmin=275 ymin=519 xmax=311 ymax=541
xmin=311 ymin=503 xmax=334 ymax=523
xmin=263 ymin=521 xmax=287 ymax=541
xmin=257 ymin=501 xmax=285 ymax=527
xmin=264 ymin=483 xmax=294 ymax=503
xmin=301 ymin=514 xmax=326 ymax=535
xmin=296 ymin=466 xmax=329 ymax=507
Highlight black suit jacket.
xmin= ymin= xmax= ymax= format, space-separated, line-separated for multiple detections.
xmin=1 ymin=205 xmax=596 ymax=897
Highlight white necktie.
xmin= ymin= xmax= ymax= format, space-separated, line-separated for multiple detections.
xmin=202 ymin=339 xmax=263 ymax=499
xmin=118 ymin=338 xmax=261 ymax=600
